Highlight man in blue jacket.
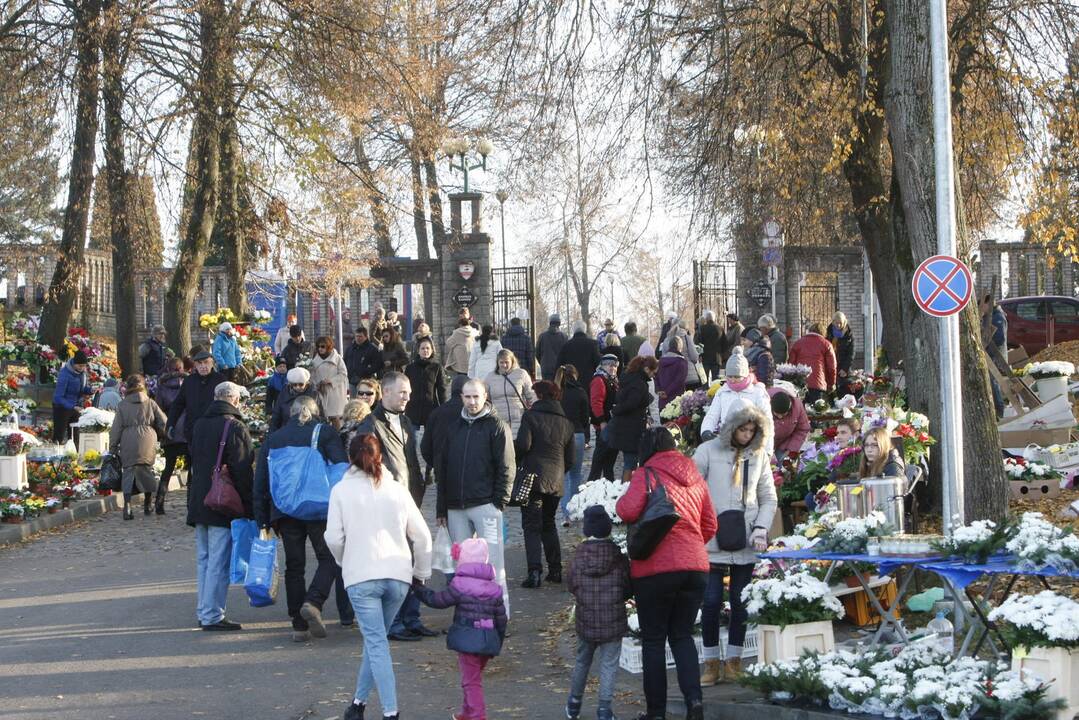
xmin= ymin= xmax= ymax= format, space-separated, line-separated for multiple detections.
xmin=500 ymin=313 xmax=536 ymax=379
xmin=212 ymin=322 xmax=243 ymax=381
xmin=52 ymin=350 xmax=93 ymax=442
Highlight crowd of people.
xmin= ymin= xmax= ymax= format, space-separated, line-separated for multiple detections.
xmin=84 ymin=300 xmax=889 ymax=720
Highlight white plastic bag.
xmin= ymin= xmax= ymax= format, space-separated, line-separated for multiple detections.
xmin=432 ymin=526 xmax=455 ymax=574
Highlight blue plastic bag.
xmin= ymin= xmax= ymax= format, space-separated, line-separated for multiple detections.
xmin=244 ymin=536 xmax=279 ymax=607
xmin=267 ymin=424 xmax=349 ymax=520
xmin=229 ymin=519 xmax=258 ymax=584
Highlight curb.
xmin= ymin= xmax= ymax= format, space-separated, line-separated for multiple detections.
xmin=669 ymin=699 xmax=842 ymax=720
xmin=0 ymin=494 xmax=121 ymax=544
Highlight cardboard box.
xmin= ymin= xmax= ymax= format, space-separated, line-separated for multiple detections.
xmin=1008 ymin=346 xmax=1030 ymax=368
xmin=1000 ymin=427 xmax=1073 ymax=448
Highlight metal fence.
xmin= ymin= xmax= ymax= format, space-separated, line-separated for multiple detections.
xmin=693 ymin=260 xmax=738 ymax=321
xmin=800 ymin=284 xmax=839 ymax=329
xmin=491 ymin=266 xmax=536 ymax=337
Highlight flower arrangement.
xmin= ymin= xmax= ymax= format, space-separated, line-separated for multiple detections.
xmin=1003 ymin=457 xmax=1062 ymax=484
xmin=742 ymin=644 xmax=1062 ymax=720
xmin=932 ymin=519 xmax=1010 ymax=564
xmin=813 ymin=511 xmax=891 ymax=554
xmin=1 ymin=432 xmax=26 ymax=456
xmin=987 ymin=590 xmax=1079 ymax=650
xmin=199 ymin=308 xmax=240 ymax=330
xmin=742 ymin=571 xmax=845 ymax=627
xmin=82 ymin=449 xmax=102 ymax=467
xmin=895 ymin=422 xmax=935 ymax=465
xmin=659 ymin=387 xmax=711 ymax=449
xmin=247 ymin=309 xmax=273 ymax=324
xmin=566 ymin=479 xmax=627 ymax=523
xmin=1021 ymin=361 xmax=1075 ymax=380
xmin=1005 ymin=512 xmax=1079 ymax=572
xmin=777 ymin=363 xmax=812 ymax=388
xmin=74 ymin=408 xmax=115 ymax=432
xmin=827 ymin=445 xmax=862 ymax=478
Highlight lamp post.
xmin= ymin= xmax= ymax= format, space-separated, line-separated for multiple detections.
xmin=442 ymin=136 xmax=493 ymax=194
xmin=496 ymin=190 xmax=509 ymax=269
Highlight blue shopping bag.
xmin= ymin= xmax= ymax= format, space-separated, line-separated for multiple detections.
xmin=267 ymin=423 xmax=349 ymax=520
xmin=229 ymin=519 xmax=258 ymax=584
xmin=244 ymin=536 xmax=279 ymax=608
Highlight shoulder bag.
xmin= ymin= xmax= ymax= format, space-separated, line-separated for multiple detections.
xmin=716 ymin=457 xmax=749 ymax=552
xmin=204 ymin=418 xmax=245 ymax=517
xmin=626 ymin=467 xmax=681 ymax=560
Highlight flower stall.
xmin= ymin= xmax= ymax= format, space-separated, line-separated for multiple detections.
xmin=745 ymin=571 xmax=845 ymax=662
xmin=74 ymin=407 xmax=114 ymax=457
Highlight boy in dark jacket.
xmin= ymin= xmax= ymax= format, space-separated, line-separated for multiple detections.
xmin=566 ymin=506 xmax=631 ymax=720
xmin=414 ymin=538 xmax=507 ymax=720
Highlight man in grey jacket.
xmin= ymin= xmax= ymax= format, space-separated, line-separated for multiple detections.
xmin=535 ymin=313 xmax=569 ymax=380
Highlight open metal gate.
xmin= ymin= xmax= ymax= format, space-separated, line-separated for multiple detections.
xmin=492 ymin=266 xmax=536 ymax=337
xmin=693 ymin=260 xmax=738 ymax=321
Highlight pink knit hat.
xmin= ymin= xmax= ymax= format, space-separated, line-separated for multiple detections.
xmin=452 ymin=538 xmax=489 ymax=565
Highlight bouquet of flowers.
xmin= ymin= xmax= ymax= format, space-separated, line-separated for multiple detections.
xmin=74 ymin=408 xmax=115 ymax=432
xmin=987 ymin=590 xmax=1079 ymax=649
xmin=814 ymin=511 xmax=891 ymax=554
xmin=1003 ymin=457 xmax=1062 ymax=484
xmin=659 ymin=387 xmax=711 ymax=449
xmin=895 ymin=422 xmax=935 ymax=465
xmin=776 ymin=363 xmax=812 ymax=388
xmin=742 ymin=571 xmax=845 ymax=627
xmin=566 ymin=479 xmax=628 ymax=523
xmin=827 ymin=446 xmax=862 ymax=479
xmin=1021 ymin=361 xmax=1075 ymax=380
xmin=199 ymin=308 xmax=240 ymax=330
xmin=1 ymin=432 xmax=26 ymax=456
xmin=931 ymin=519 xmax=1010 ymax=564
xmin=1005 ymin=512 xmax=1079 ymax=572
xmin=247 ymin=309 xmax=273 ymax=324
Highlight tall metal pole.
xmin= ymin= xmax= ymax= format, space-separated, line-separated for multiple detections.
xmin=496 ymin=190 xmax=509 ymax=270
xmin=864 ymin=249 xmax=876 ymax=374
xmin=931 ymin=0 xmax=964 ymax=532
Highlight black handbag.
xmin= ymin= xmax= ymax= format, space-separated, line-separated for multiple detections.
xmin=98 ymin=454 xmax=123 ymax=493
xmin=508 ymin=466 xmax=537 ymax=507
xmin=716 ymin=458 xmax=749 ymax=552
xmin=626 ymin=467 xmax=681 ymax=560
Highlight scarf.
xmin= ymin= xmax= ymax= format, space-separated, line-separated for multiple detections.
xmin=726 ymin=375 xmax=752 ymax=392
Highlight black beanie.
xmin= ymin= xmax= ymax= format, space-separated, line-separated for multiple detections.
xmin=638 ymin=426 xmax=677 ymax=465
xmin=582 ymin=505 xmax=613 ymax=539
xmin=72 ymin=350 xmax=89 ymax=365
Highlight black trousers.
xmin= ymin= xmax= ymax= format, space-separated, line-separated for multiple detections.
xmin=52 ymin=406 xmax=78 ymax=443
xmin=521 ymin=491 xmax=561 ymax=572
xmin=587 ymin=432 xmax=618 ymax=481
xmin=277 ymin=517 xmax=338 ymax=630
xmin=633 ymin=570 xmax=708 ymax=716
xmin=805 ymin=388 xmax=826 ymax=405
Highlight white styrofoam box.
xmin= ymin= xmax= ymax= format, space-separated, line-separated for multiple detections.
xmin=1013 ymin=645 xmax=1079 ymax=720
xmin=0 ymin=453 xmax=28 ymax=490
xmin=77 ymin=430 xmax=109 ymax=458
xmin=757 ymin=621 xmax=835 ymax=664
xmin=619 ymin=628 xmax=759 ymax=674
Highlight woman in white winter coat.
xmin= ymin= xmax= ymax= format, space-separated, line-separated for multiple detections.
xmin=469 ymin=325 xmax=503 ymax=380
xmin=310 ymin=336 xmax=349 ymax=426
xmin=699 ymin=346 xmax=772 ymax=454
xmin=693 ymin=402 xmax=776 ymax=685
xmin=485 ymin=349 xmax=536 ymax=439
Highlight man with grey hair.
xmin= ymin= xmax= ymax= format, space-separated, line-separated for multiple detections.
xmin=356 ymin=371 xmax=434 ymax=641
xmin=254 ymin=394 xmax=350 ymax=642
xmin=138 ymin=324 xmax=171 ymax=377
xmin=435 ymin=378 xmax=515 ymax=609
xmin=187 ymin=380 xmax=254 ymax=631
xmin=557 ymin=320 xmax=602 ymax=396
xmin=758 ymin=314 xmax=788 ymax=364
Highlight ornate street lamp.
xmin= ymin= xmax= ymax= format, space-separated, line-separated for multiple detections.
xmin=442 ymin=136 xmax=493 ymax=193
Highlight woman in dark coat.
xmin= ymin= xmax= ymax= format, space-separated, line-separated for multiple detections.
xmin=742 ymin=328 xmax=776 ymax=387
xmin=556 ymin=365 xmax=591 ymax=525
xmin=609 ymin=355 xmax=659 ymax=482
xmin=109 ymin=374 xmax=167 ymax=519
xmin=378 ymin=327 xmax=410 ymax=376
xmin=515 ymin=380 xmax=575 ymax=589
xmin=828 ymin=311 xmax=855 ymax=395
xmin=404 ymin=337 xmax=448 ymax=429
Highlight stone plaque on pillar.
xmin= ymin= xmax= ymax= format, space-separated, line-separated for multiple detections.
xmin=440 ymin=192 xmax=493 ymax=345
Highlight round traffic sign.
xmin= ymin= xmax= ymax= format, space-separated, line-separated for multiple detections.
xmin=911 ymin=255 xmax=973 ymax=317
xmin=763 ymin=219 xmax=782 ymax=238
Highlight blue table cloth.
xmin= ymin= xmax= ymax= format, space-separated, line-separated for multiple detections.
xmin=759 ymin=549 xmax=946 ymax=580
xmin=918 ymin=555 xmax=1079 ymax=590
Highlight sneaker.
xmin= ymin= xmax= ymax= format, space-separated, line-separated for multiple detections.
xmin=299 ymin=602 xmax=326 ymax=638
xmin=200 ymin=619 xmax=242 ymax=631
xmin=342 ymin=701 xmax=365 ymax=720
xmin=596 ymin=704 xmax=617 ymax=720
xmin=291 ymin=630 xmax=311 ymax=643
xmin=565 ymin=695 xmax=582 ymax=719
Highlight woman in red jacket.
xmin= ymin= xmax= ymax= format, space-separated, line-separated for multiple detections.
xmin=615 ymin=427 xmax=717 ymax=720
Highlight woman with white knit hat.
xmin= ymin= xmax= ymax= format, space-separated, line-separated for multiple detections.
xmin=699 ymin=347 xmax=773 ymax=454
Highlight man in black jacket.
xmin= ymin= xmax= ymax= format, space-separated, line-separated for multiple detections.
xmin=355 ymin=371 xmax=435 ymax=641
xmin=536 ymin=313 xmax=568 ymax=380
xmin=253 ymin=395 xmax=352 ymax=642
xmin=187 ymin=382 xmax=254 ymax=631
xmin=166 ymin=350 xmax=225 ymax=444
xmin=436 ymin=378 xmax=515 ymax=610
xmin=557 ymin=321 xmax=602 ymax=395
xmin=420 ymin=374 xmax=468 ymax=481
xmin=343 ymin=327 xmax=382 ymax=393
xmin=281 ymin=325 xmax=313 ymax=369
xmin=269 ymin=367 xmax=322 ymax=432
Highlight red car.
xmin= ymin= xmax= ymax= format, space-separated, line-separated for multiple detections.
xmin=999 ymin=295 xmax=1079 ymax=355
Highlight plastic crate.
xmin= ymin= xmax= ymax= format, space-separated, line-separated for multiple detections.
xmin=618 ymin=627 xmax=759 ymax=674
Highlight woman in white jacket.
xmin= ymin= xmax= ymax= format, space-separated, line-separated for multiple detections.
xmin=469 ymin=324 xmax=503 ymax=380
xmin=693 ymin=402 xmax=776 ymax=686
xmin=485 ymin=348 xmax=536 ymax=440
xmin=325 ymin=433 xmax=432 ymax=720
xmin=309 ymin=336 xmax=349 ymax=426
xmin=699 ymin=346 xmax=772 ymax=455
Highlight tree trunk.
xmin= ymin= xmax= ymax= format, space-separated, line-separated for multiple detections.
xmin=424 ymin=158 xmax=445 ymax=256
xmin=410 ymin=148 xmax=429 ymax=260
xmin=353 ymin=134 xmax=393 ymax=257
xmin=100 ymin=0 xmax=136 ymax=375
xmin=218 ymin=110 xmax=246 ymax=314
xmin=165 ymin=0 xmax=226 ymax=355
xmin=39 ymin=0 xmax=101 ymax=351
xmin=883 ymin=0 xmax=1006 ymax=522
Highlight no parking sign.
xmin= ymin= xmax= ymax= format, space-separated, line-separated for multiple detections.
xmin=911 ymin=255 xmax=973 ymax=317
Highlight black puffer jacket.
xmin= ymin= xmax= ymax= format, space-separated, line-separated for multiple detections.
xmin=609 ymin=370 xmax=653 ymax=453
xmin=515 ymin=400 xmax=575 ymax=495
xmin=269 ymin=384 xmax=322 ymax=432
xmin=829 ymin=324 xmax=855 ymax=373
xmin=405 ymin=358 xmax=447 ymax=427
xmin=557 ymin=332 xmax=601 ymax=395
xmin=560 ymin=378 xmax=591 ymax=441
xmin=567 ymin=538 xmax=632 ymax=643
xmin=344 ymin=339 xmax=382 ymax=385
xmin=253 ymin=418 xmax=347 ymax=527
xmin=421 ymin=397 xmax=462 ymax=481
xmin=186 ymin=401 xmax=255 ymax=528
xmin=281 ymin=338 xmax=312 ymax=369
xmin=436 ymin=405 xmax=515 ymax=517
xmin=167 ymin=369 xmax=225 ymax=443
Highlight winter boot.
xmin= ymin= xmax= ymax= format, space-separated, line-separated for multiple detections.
xmin=123 ymin=495 xmax=134 ymax=520
xmin=521 ymin=570 xmax=542 ymax=589
xmin=342 ymin=701 xmax=365 ymax=720
xmin=546 ymin=567 xmax=563 ymax=584
xmin=700 ymin=659 xmax=723 ymax=686
xmin=143 ymin=493 xmax=153 ymax=515
xmin=723 ymin=657 xmax=743 ymax=681
xmin=155 ymin=479 xmax=168 ymax=514
xmin=685 ymin=700 xmax=704 ymax=720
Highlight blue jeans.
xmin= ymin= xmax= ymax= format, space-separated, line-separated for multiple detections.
xmin=561 ymin=433 xmax=586 ymax=519
xmin=348 ymin=579 xmax=409 ymax=714
xmin=622 ymin=451 xmax=639 ymax=474
xmin=195 ymin=524 xmax=232 ymax=625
